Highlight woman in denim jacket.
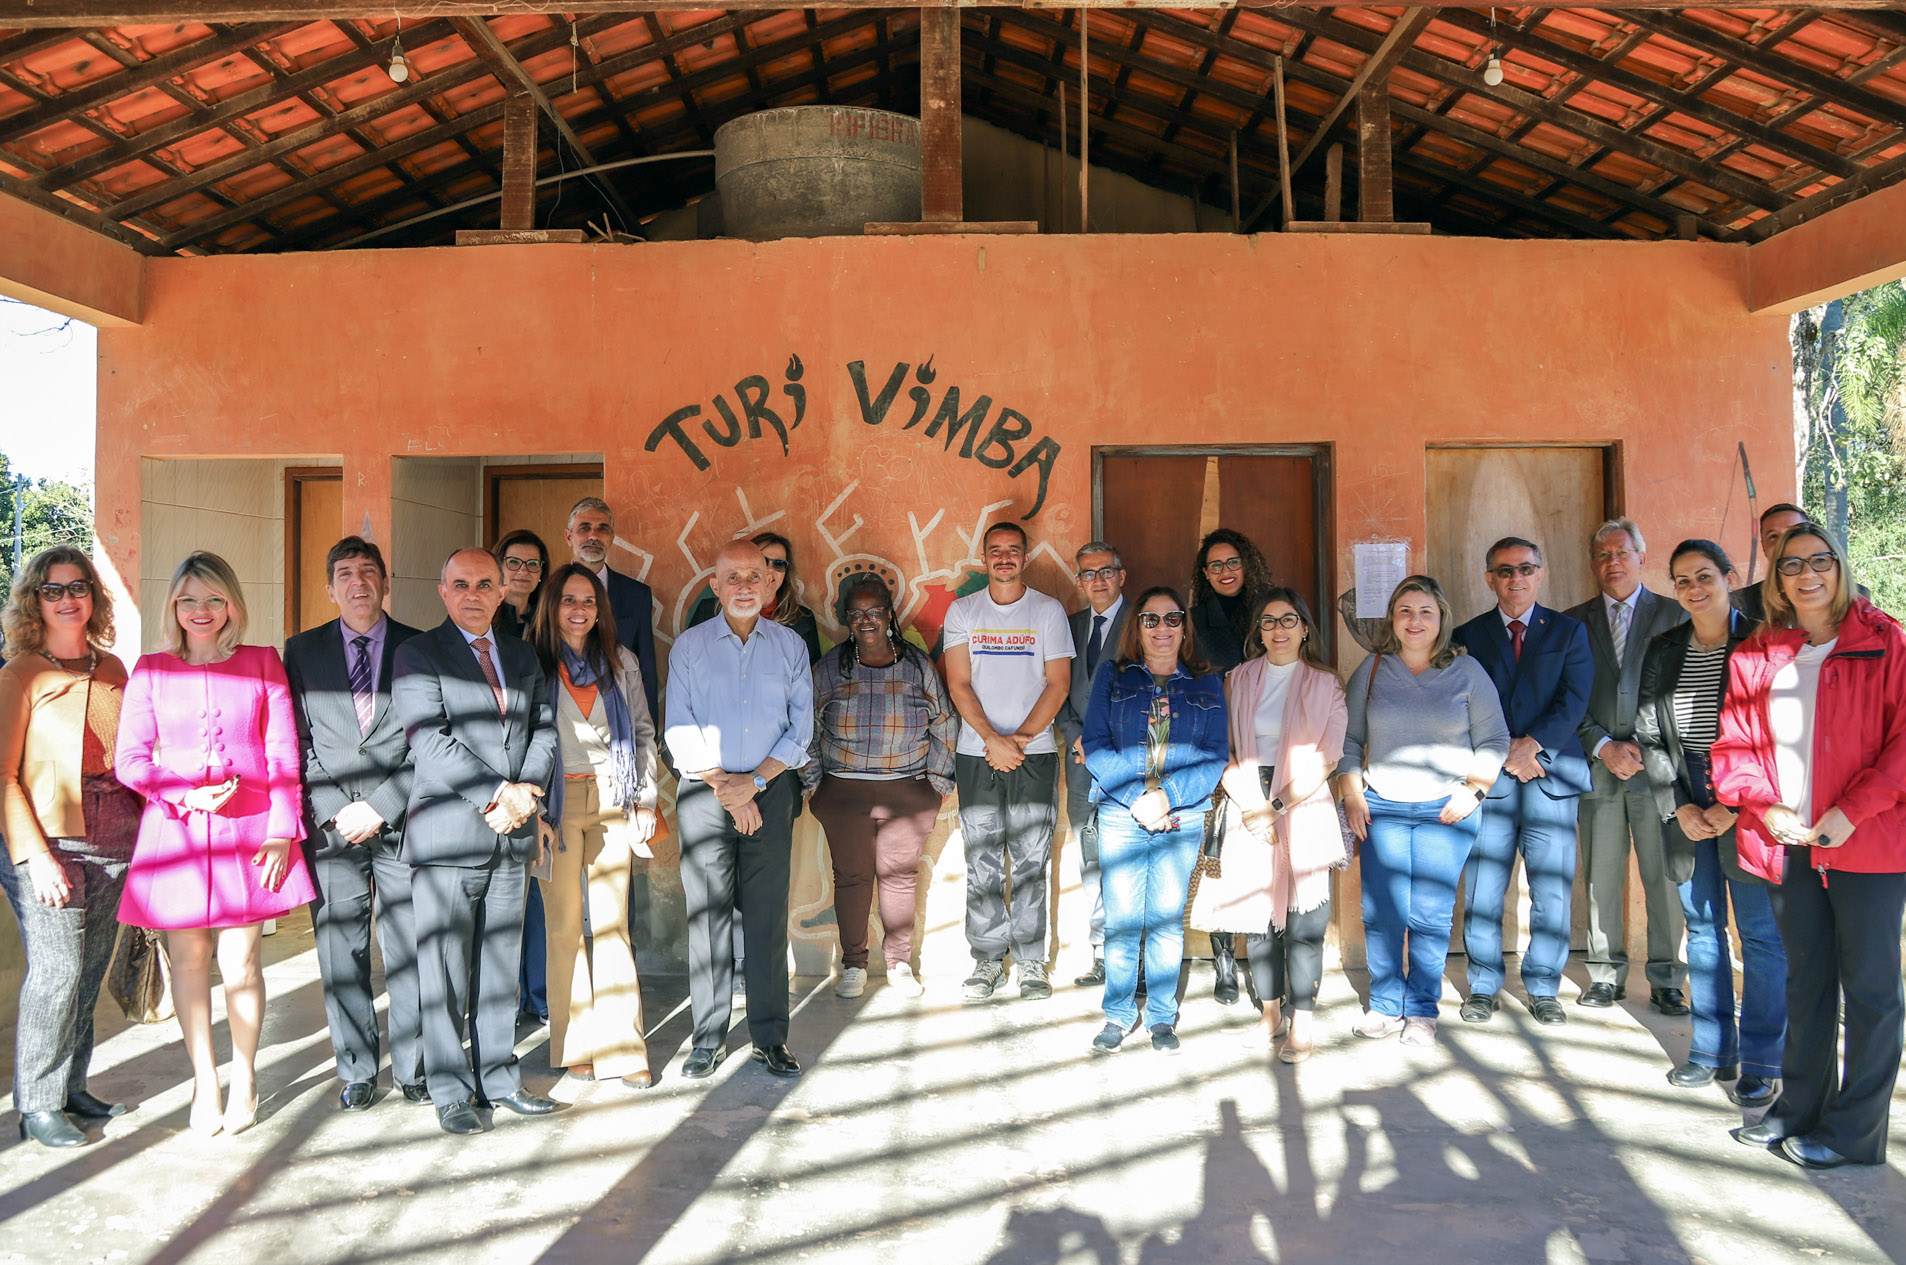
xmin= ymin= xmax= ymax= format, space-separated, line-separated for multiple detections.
xmin=1082 ymin=586 xmax=1229 ymax=1053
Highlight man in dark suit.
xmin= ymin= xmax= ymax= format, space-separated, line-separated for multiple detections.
xmin=284 ymin=537 xmax=426 ymax=1112
xmin=1055 ymin=541 xmax=1129 ymax=987
xmin=1453 ymin=536 xmax=1594 ymax=1027
xmin=1566 ymin=518 xmax=1690 ymax=1015
xmin=394 ymin=547 xmax=563 ymax=1135
xmin=564 ymin=496 xmax=659 ymax=722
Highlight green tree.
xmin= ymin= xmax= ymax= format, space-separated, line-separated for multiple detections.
xmin=0 ymin=450 xmax=95 ymax=597
xmin=1793 ymin=280 xmax=1906 ymax=618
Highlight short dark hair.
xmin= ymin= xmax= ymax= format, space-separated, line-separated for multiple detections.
xmin=1759 ymin=502 xmax=1808 ymax=526
xmin=1485 ymin=536 xmax=1544 ymax=569
xmin=325 ymin=536 xmax=386 ymax=581
xmin=493 ymin=528 xmax=550 ymax=569
xmin=982 ymin=521 xmax=1028 ymax=550
xmin=1667 ymin=538 xmax=1735 ymax=579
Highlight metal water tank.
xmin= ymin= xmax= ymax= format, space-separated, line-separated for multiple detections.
xmin=714 ymin=106 xmax=922 ymax=240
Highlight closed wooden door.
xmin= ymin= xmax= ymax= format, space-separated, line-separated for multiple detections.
xmin=1425 ymin=447 xmax=1611 ymax=620
xmin=486 ymin=464 xmax=605 ymax=559
xmin=287 ymin=468 xmax=343 ymax=639
xmin=1094 ymin=448 xmax=1330 ymax=650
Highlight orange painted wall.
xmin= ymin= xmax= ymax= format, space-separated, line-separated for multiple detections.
xmin=92 ymin=232 xmax=1793 ymax=974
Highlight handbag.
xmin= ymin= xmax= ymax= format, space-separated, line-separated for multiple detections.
xmin=1198 ymin=786 xmax=1228 ymax=873
xmin=108 ymin=925 xmax=175 ymax=1025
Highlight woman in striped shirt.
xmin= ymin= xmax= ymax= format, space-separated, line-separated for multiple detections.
xmin=1636 ymin=539 xmax=1784 ymax=1106
xmin=805 ymin=574 xmax=957 ymax=999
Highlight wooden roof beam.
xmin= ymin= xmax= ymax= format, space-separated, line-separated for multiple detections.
xmin=1749 ymin=154 xmax=1906 ymax=312
xmin=0 ymin=174 xmax=151 ymax=324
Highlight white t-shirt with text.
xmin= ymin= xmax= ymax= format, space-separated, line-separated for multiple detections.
xmin=943 ymin=586 xmax=1075 ymax=757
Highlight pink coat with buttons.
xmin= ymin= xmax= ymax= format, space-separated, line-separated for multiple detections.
xmin=115 ymin=645 xmax=315 ymax=929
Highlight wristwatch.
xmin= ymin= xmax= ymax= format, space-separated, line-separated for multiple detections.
xmin=1470 ymin=785 xmax=1488 ymax=802
xmin=1270 ymin=796 xmax=1287 ymax=815
xmin=753 ymin=774 xmax=768 ymax=792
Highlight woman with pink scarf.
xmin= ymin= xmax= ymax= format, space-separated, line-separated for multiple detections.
xmin=1190 ymin=588 xmax=1347 ymax=1063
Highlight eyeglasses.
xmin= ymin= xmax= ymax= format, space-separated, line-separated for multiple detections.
xmin=1776 ymin=552 xmax=1839 ymax=576
xmin=1204 ymin=557 xmax=1244 ymax=574
xmin=764 ymin=558 xmax=789 ymax=572
xmin=1489 ymin=563 xmax=1541 ymax=580
xmin=1258 ymin=613 xmax=1303 ymax=631
xmin=501 ymin=557 xmax=544 ymax=573
xmin=1138 ymin=611 xmax=1187 ymax=629
xmin=846 ymin=606 xmax=892 ymax=625
xmin=38 ymin=580 xmax=93 ymax=601
xmin=1076 ymin=566 xmax=1122 ymax=583
xmin=176 ymin=596 xmax=229 ymax=613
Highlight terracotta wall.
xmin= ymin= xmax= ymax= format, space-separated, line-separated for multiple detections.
xmin=92 ymin=232 xmax=1795 ymax=975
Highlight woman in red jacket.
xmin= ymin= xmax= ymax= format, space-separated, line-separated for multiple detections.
xmin=1712 ymin=523 xmax=1906 ymax=1169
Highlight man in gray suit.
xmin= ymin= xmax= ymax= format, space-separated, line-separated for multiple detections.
xmin=1055 ymin=541 xmax=1129 ymax=986
xmin=1567 ymin=518 xmax=1689 ymax=1013
xmin=394 ymin=547 xmax=562 ymax=1134
xmin=283 ymin=537 xmax=424 ymax=1112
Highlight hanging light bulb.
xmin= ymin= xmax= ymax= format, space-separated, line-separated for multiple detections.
xmin=1483 ymin=54 xmax=1505 ymax=86
xmin=388 ymin=34 xmax=409 ymax=82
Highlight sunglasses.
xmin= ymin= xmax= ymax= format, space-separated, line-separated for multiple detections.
xmin=764 ymin=557 xmax=789 ymax=572
xmin=501 ymin=556 xmax=544 ymax=572
xmin=1138 ymin=611 xmax=1187 ymax=629
xmin=1203 ymin=557 xmax=1244 ymax=574
xmin=846 ymin=606 xmax=892 ymax=624
xmin=177 ymin=596 xmax=229 ymax=613
xmin=1776 ymin=552 xmax=1838 ymax=576
xmin=1076 ymin=566 xmax=1122 ymax=583
xmin=1489 ymin=563 xmax=1541 ymax=579
xmin=1258 ymin=613 xmax=1304 ymax=631
xmin=38 ymin=580 xmax=93 ymax=602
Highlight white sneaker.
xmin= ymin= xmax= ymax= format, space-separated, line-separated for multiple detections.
xmin=1353 ymin=1011 xmax=1406 ymax=1040
xmin=1400 ymin=1016 xmax=1438 ymax=1047
xmin=835 ymin=967 xmax=867 ymax=999
xmin=887 ymin=961 xmax=925 ymax=997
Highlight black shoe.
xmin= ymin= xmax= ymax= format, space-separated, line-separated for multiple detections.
xmin=1212 ymin=952 xmax=1240 ymax=1006
xmin=400 ymin=1082 xmax=432 ymax=1104
xmin=682 ymin=1047 xmax=726 ymax=1080
xmin=1579 ymin=982 xmax=1620 ymax=1008
xmin=1781 ymin=1136 xmax=1864 ymax=1169
xmin=1728 ymin=1075 xmax=1778 ymax=1107
xmin=17 ymin=1110 xmax=87 ymax=1148
xmin=436 ymin=1099 xmax=483 ymax=1135
xmin=1091 ymin=1023 xmax=1125 ymax=1054
xmin=1529 ymin=996 xmax=1567 ymax=1025
xmin=1733 ymin=1121 xmax=1786 ymax=1148
xmin=64 ymin=1089 xmax=127 ymax=1119
xmin=490 ymin=1089 xmax=566 ymax=1116
xmin=1650 ymin=987 xmax=1691 ymax=1016
xmin=1074 ymin=957 xmax=1106 ymax=987
xmin=339 ymin=1081 xmax=374 ymax=1112
xmin=1459 ymin=993 xmax=1498 ymax=1023
xmin=751 ymin=1044 xmax=802 ymax=1078
xmin=1667 ymin=1062 xmax=1733 ymax=1088
xmin=1149 ymin=1024 xmax=1181 ymax=1054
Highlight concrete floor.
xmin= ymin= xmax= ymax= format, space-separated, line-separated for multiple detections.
xmin=2 ymin=920 xmax=1904 ymax=1265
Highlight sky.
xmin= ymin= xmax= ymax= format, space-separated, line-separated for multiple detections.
xmin=1 ymin=296 xmax=98 ymax=485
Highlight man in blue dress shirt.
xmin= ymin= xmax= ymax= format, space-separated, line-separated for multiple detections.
xmin=1452 ymin=536 xmax=1594 ymax=1028
xmin=665 ymin=539 xmax=813 ymax=1080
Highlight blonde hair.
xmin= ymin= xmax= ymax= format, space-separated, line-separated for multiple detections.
xmin=1759 ymin=523 xmax=1856 ymax=634
xmin=1374 ymin=575 xmax=1463 ymax=669
xmin=157 ymin=551 xmax=248 ymax=658
xmin=2 ymin=546 xmax=116 ymax=658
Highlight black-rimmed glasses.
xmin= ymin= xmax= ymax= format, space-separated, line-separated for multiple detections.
xmin=501 ymin=556 xmax=545 ymax=573
xmin=38 ymin=580 xmax=93 ymax=601
xmin=1776 ymin=552 xmax=1839 ymax=576
xmin=1076 ymin=566 xmax=1121 ymax=583
xmin=846 ymin=606 xmax=892 ymax=625
xmin=1258 ymin=613 xmax=1303 ymax=631
xmin=1203 ymin=557 xmax=1244 ymax=574
xmin=1138 ymin=611 xmax=1186 ymax=629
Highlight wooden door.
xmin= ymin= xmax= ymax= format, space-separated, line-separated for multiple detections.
xmin=286 ymin=467 xmax=343 ymax=640
xmin=1425 ymin=447 xmax=1612 ymax=620
xmin=1094 ymin=448 xmax=1331 ymax=651
xmin=485 ymin=464 xmax=605 ymax=558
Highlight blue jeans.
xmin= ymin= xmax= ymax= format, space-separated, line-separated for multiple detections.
xmin=1679 ymin=833 xmax=1786 ymax=1077
xmin=1361 ymin=789 xmax=1481 ymax=1018
xmin=1099 ymin=809 xmax=1203 ymax=1030
xmin=1463 ymin=780 xmax=1579 ymax=997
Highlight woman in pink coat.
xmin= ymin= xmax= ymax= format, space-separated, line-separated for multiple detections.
xmin=116 ymin=551 xmax=314 ymax=1136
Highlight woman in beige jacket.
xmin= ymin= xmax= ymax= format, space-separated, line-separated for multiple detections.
xmin=0 ymin=547 xmax=144 ymax=1147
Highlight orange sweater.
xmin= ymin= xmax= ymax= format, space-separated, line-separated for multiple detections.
xmin=0 ymin=650 xmax=130 ymax=862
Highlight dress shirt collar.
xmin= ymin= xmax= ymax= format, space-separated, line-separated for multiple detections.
xmin=1602 ymin=589 xmax=1638 ymax=620
xmin=1499 ymin=606 xmax=1535 ymax=629
xmin=1090 ymin=595 xmax=1124 ymax=625
xmin=340 ymin=614 xmax=388 ymax=649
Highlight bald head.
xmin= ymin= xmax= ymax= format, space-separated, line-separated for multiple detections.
xmin=440 ymin=547 xmax=504 ymax=635
xmin=712 ymin=540 xmax=769 ymax=631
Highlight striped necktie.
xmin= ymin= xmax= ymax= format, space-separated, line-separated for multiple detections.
xmin=471 ymin=637 xmax=507 ymax=714
xmin=1610 ymin=601 xmax=1631 ymax=670
xmin=349 ymin=635 xmax=375 ymax=734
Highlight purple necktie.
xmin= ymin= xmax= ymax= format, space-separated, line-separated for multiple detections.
xmin=349 ymin=635 xmax=375 ymax=733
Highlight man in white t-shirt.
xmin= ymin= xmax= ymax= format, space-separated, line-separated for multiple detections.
xmin=943 ymin=522 xmax=1075 ymax=1002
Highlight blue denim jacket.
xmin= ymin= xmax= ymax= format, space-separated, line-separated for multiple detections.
xmin=1080 ymin=660 xmax=1229 ymax=813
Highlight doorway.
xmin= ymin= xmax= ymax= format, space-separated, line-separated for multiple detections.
xmin=1092 ymin=446 xmax=1334 ymax=655
xmin=285 ymin=467 xmax=344 ymax=639
xmin=484 ymin=462 xmax=605 ymax=555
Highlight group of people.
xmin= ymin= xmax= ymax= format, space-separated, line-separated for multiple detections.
xmin=1 ymin=495 xmax=1901 ymax=1172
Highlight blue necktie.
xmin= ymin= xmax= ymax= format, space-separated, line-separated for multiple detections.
xmin=1086 ymin=614 xmax=1107 ymax=677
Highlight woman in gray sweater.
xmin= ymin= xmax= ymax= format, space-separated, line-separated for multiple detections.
xmin=1338 ymin=576 xmax=1509 ymax=1047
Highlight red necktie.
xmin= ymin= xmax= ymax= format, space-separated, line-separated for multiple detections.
xmin=471 ymin=637 xmax=507 ymax=714
xmin=1508 ymin=618 xmax=1526 ymax=663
